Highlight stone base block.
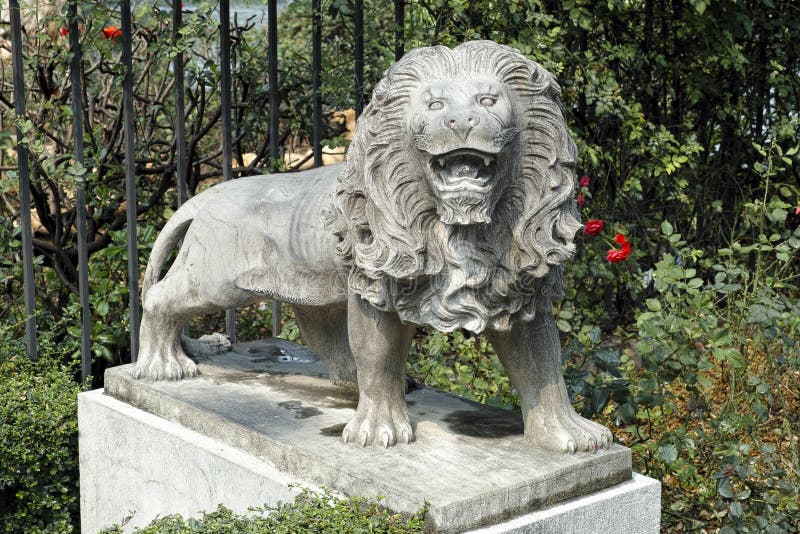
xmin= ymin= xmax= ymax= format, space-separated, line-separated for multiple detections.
xmin=80 ymin=351 xmax=660 ymax=532
xmin=470 ymin=473 xmax=660 ymax=533
xmin=79 ymin=390 xmax=309 ymax=533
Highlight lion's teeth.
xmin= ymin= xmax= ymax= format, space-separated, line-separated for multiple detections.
xmin=483 ymin=156 xmax=492 ymax=166
xmin=438 ymin=158 xmax=445 ymax=167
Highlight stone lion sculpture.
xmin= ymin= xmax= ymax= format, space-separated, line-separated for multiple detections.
xmin=136 ymin=41 xmax=613 ymax=453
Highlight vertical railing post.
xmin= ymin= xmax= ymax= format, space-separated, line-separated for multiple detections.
xmin=220 ymin=0 xmax=237 ymax=342
xmin=354 ymin=0 xmax=364 ymax=117
xmin=268 ymin=0 xmax=282 ymax=336
xmin=8 ymin=0 xmax=38 ymax=361
xmin=394 ymin=0 xmax=405 ymax=61
xmin=69 ymin=0 xmax=92 ymax=382
xmin=121 ymin=0 xmax=141 ymax=361
xmin=173 ymin=1 xmax=188 ymax=206
xmin=312 ymin=0 xmax=322 ymax=167
xmin=172 ymin=0 xmax=190 ymax=337
xmin=173 ymin=1 xmax=191 ymax=340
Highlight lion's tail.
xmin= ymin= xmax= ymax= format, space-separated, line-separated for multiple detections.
xmin=141 ymin=202 xmax=197 ymax=304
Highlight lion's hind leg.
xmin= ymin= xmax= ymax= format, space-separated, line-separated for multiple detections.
xmin=487 ymin=313 xmax=613 ymax=454
xmin=134 ymin=276 xmax=198 ymax=381
xmin=343 ymin=294 xmax=416 ymax=447
xmin=292 ymin=304 xmax=356 ymax=384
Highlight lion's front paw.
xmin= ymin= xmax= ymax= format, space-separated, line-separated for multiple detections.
xmin=527 ymin=407 xmax=613 ymax=454
xmin=133 ymin=352 xmax=198 ymax=381
xmin=342 ymin=397 xmax=414 ymax=448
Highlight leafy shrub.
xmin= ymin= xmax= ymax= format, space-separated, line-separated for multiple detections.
xmin=102 ymin=487 xmax=425 ymax=533
xmin=408 ymin=329 xmax=516 ymax=409
xmin=0 ymin=357 xmax=84 ymax=533
xmin=595 ymin=144 xmax=800 ymax=532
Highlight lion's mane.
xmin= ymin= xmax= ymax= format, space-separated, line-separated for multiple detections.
xmin=331 ymin=41 xmax=582 ymax=333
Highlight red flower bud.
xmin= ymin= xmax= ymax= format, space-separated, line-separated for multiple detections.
xmin=102 ymin=26 xmax=122 ymax=41
xmin=576 ymin=194 xmax=585 ymax=206
xmin=579 ymin=175 xmax=590 ymax=188
xmin=583 ymin=219 xmax=604 ymax=236
xmin=60 ymin=27 xmax=69 ymax=36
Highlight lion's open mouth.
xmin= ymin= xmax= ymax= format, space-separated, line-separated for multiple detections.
xmin=430 ymin=149 xmax=496 ymax=192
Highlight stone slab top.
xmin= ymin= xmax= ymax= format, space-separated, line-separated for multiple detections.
xmin=104 ymin=345 xmax=631 ymax=533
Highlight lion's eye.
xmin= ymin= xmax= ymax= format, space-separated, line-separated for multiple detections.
xmin=429 ymin=101 xmax=444 ymax=110
xmin=479 ymin=96 xmax=497 ymax=107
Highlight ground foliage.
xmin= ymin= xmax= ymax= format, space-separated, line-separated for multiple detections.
xmin=1 ymin=0 xmax=799 ymax=532
xmin=102 ymin=487 xmax=425 ymax=533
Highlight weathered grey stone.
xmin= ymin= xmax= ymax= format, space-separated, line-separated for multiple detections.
xmin=136 ymin=40 xmax=610 ymax=453
xmin=467 ymin=474 xmax=660 ymax=533
xmin=79 ymin=389 xmax=311 ymax=534
xmin=103 ymin=352 xmax=633 ymax=533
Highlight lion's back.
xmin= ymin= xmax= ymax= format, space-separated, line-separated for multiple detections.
xmin=176 ymin=164 xmax=348 ymax=305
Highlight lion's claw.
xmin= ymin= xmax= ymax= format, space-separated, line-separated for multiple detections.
xmin=342 ymin=397 xmax=414 ymax=448
xmin=133 ymin=351 xmax=197 ymax=381
xmin=528 ymin=407 xmax=613 ymax=454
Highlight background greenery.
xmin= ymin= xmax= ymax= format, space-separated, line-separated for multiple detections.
xmin=1 ymin=0 xmax=798 ymax=532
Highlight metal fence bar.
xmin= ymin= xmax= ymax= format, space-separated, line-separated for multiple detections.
xmin=354 ymin=0 xmax=364 ymax=117
xmin=394 ymin=0 xmax=405 ymax=61
xmin=174 ymin=1 xmax=188 ymax=206
xmin=173 ymin=1 xmax=191 ymax=339
xmin=268 ymin=0 xmax=281 ymax=337
xmin=8 ymin=0 xmax=37 ymax=361
xmin=69 ymin=0 xmax=92 ymax=382
xmin=121 ymin=0 xmax=141 ymax=362
xmin=312 ymin=0 xmax=322 ymax=167
xmin=220 ymin=0 xmax=236 ymax=342
xmin=268 ymin=0 xmax=279 ymax=166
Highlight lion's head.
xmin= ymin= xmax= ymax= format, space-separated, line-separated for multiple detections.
xmin=331 ymin=41 xmax=581 ymax=333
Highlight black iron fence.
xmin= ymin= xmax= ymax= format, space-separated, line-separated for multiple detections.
xmin=6 ymin=0 xmax=406 ymax=383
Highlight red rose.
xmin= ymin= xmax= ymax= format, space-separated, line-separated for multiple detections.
xmin=579 ymin=175 xmax=590 ymax=188
xmin=577 ymin=194 xmax=585 ymax=206
xmin=60 ymin=27 xmax=69 ymax=36
xmin=606 ymin=249 xmax=625 ymax=263
xmin=583 ymin=219 xmax=604 ymax=236
xmin=102 ymin=26 xmax=122 ymax=41
xmin=607 ymin=233 xmax=631 ymax=263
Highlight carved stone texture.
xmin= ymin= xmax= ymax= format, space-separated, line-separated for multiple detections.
xmin=136 ymin=40 xmax=611 ymax=453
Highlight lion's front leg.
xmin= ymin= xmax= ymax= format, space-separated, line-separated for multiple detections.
xmin=343 ymin=294 xmax=416 ymax=447
xmin=487 ymin=313 xmax=613 ymax=454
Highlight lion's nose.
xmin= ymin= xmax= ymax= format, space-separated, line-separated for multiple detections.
xmin=446 ymin=113 xmax=480 ymax=142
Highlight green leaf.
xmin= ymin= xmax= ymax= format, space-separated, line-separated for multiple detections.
xmin=661 ymin=221 xmax=673 ymax=236
xmin=695 ymin=0 xmax=707 ymax=15
xmin=659 ymin=443 xmax=678 ymax=464
xmin=729 ymin=500 xmax=743 ymax=518
xmin=718 ymin=477 xmax=734 ymax=498
xmin=96 ymin=301 xmax=110 ymax=317
xmin=645 ymin=298 xmax=662 ymax=311
xmin=714 ymin=348 xmax=745 ymax=368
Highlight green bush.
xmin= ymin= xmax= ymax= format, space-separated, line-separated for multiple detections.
xmin=103 ymin=487 xmax=425 ymax=533
xmin=0 ymin=357 xmax=84 ymax=533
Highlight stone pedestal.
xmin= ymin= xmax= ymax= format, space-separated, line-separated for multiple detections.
xmin=80 ymin=351 xmax=660 ymax=533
